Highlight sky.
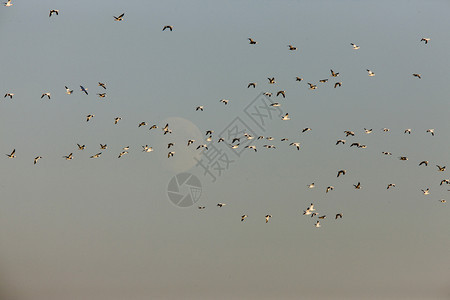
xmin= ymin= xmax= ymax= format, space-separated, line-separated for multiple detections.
xmin=1 ymin=0 xmax=450 ymax=299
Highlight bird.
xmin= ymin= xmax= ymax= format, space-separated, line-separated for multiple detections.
xmin=80 ymin=85 xmax=88 ymax=95
xmin=335 ymin=213 xmax=343 ymax=219
xmin=270 ymin=102 xmax=280 ymax=107
xmin=41 ymin=93 xmax=51 ymax=99
xmin=114 ymin=13 xmax=125 ymax=21
xmin=337 ymin=170 xmax=346 ymax=177
xmin=382 ymin=128 xmax=390 ymax=132
xmin=419 ymin=161 xmax=428 ymax=166
xmin=4 ymin=0 xmax=12 ymax=6
xmin=263 ymin=92 xmax=272 ymax=97
xmin=307 ymin=83 xmax=317 ymax=90
xmin=244 ymin=133 xmax=254 ymax=140
xmin=439 ymin=199 xmax=446 ymax=203
xmin=440 ymin=179 xmax=450 ymax=186
xmin=142 ymin=145 xmax=153 ymax=152
xmin=100 ymin=144 xmax=107 ymax=149
xmin=4 ymin=93 xmax=14 ymax=99
xmin=265 ymin=215 xmax=272 ymax=223
xmin=218 ymin=137 xmax=225 ymax=143
xmin=98 ymin=82 xmax=106 ymax=89
xmin=65 ymin=86 xmax=73 ymax=94
xmin=296 ymin=77 xmax=303 ymax=82
xmin=241 ymin=215 xmax=248 ymax=222
xmin=168 ymin=151 xmax=175 ymax=158
xmin=232 ymin=137 xmax=240 ymax=144
xmin=290 ymin=142 xmax=300 ymax=150
xmin=288 ymin=45 xmax=297 ymax=50
xmin=49 ymin=9 xmax=59 ymax=17
xmin=118 ymin=151 xmax=128 ymax=158
xmin=319 ymin=79 xmax=328 ymax=83
xmin=318 ymin=215 xmax=326 ymax=219
xmin=334 ymin=82 xmax=342 ymax=88
xmin=426 ymin=129 xmax=435 ymax=136
xmin=413 ymin=73 xmax=421 ymax=79
xmin=344 ymin=130 xmax=355 ymax=136
xmin=149 ymin=124 xmax=158 ymax=130
xmin=97 ymin=93 xmax=106 ymax=98
xmin=217 ymin=203 xmax=226 ymax=207
xmin=248 ymin=38 xmax=257 ymax=45
xmin=399 ymin=156 xmax=408 ymax=161
xmin=245 ymin=145 xmax=257 ymax=152
xmin=307 ymin=183 xmax=315 ymax=189
xmin=366 ymin=69 xmax=375 ymax=76
xmin=326 ymin=186 xmax=334 ymax=193
xmin=206 ymin=136 xmax=212 ymax=142
xmin=330 ymin=69 xmax=340 ymax=77
xmin=163 ymin=125 xmax=172 ymax=135
xmin=281 ymin=113 xmax=290 ymax=120
xmin=138 ymin=122 xmax=147 ymax=127
xmin=315 ymin=221 xmax=321 ymax=228
xmin=336 ymin=139 xmax=346 ymax=145
xmin=90 ymin=153 xmax=102 ymax=159
xmin=77 ymin=144 xmax=85 ymax=150
xmin=162 ymin=25 xmax=174 ymax=31
xmin=230 ymin=144 xmax=240 ymax=149
xmin=6 ymin=149 xmax=15 ymax=158
xmin=268 ymin=77 xmax=276 ymax=84
xmin=436 ymin=165 xmax=446 ymax=172
xmin=247 ymin=82 xmax=256 ymax=88
xmin=387 ymin=183 xmax=396 ymax=189
xmin=354 ymin=182 xmax=361 ymax=189
xmin=421 ymin=188 xmax=430 ymax=195
xmin=263 ymin=145 xmax=276 ymax=149
xmin=198 ymin=206 xmax=206 ymax=210
xmin=205 ymin=130 xmax=214 ymax=136
xmin=168 ymin=143 xmax=174 ymax=149
xmin=86 ymin=114 xmax=95 ymax=122
xmin=114 ymin=117 xmax=122 ymax=124
xmin=196 ymin=106 xmax=204 ymax=111
xmin=276 ymin=90 xmax=286 ymax=98
xmin=34 ymin=156 xmax=42 ymax=164
xmin=404 ymin=129 xmax=412 ymax=134
xmin=382 ymin=152 xmax=392 ymax=155
xmin=302 ymin=128 xmax=311 ymax=133
xmin=187 ymin=139 xmax=195 ymax=146
xmin=63 ymin=153 xmax=73 ymax=160
xmin=351 ymin=43 xmax=360 ymax=49
xmin=197 ymin=144 xmax=208 ymax=150
xmin=219 ymin=99 xmax=229 ymax=105
xmin=420 ymin=38 xmax=430 ymax=44
xmin=364 ymin=128 xmax=373 ymax=134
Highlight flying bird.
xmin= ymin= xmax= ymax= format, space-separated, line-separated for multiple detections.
xmin=49 ymin=9 xmax=59 ymax=17
xmin=241 ymin=215 xmax=248 ymax=222
xmin=98 ymin=82 xmax=106 ymax=89
xmin=404 ymin=129 xmax=412 ymax=134
xmin=315 ymin=221 xmax=321 ymax=228
xmin=336 ymin=139 xmax=346 ymax=145
xmin=337 ymin=170 xmax=346 ymax=177
xmin=80 ymin=85 xmax=88 ymax=95
xmin=265 ymin=215 xmax=272 ymax=223
xmin=421 ymin=188 xmax=430 ymax=195
xmin=399 ymin=156 xmax=408 ymax=161
xmin=4 ymin=0 xmax=13 ymax=6
xmin=162 ymin=25 xmax=174 ymax=31
xmin=326 ymin=186 xmax=334 ymax=193
xmin=307 ymin=183 xmax=315 ymax=189
xmin=334 ymin=82 xmax=342 ymax=88
xmin=290 ymin=142 xmax=300 ymax=150
xmin=351 ymin=43 xmax=360 ymax=49
xmin=420 ymin=38 xmax=430 ymax=44
xmin=34 ymin=156 xmax=42 ymax=164
xmin=168 ymin=151 xmax=175 ymax=158
xmin=335 ymin=213 xmax=343 ymax=219
xmin=288 ymin=45 xmax=297 ymax=50
xmin=219 ymin=99 xmax=229 ymax=105
xmin=247 ymin=82 xmax=256 ymax=88
xmin=354 ymin=182 xmax=361 ymax=189
xmin=281 ymin=113 xmax=290 ymax=120
xmin=426 ymin=129 xmax=435 ymax=136
xmin=63 ymin=153 xmax=73 ymax=160
xmin=366 ymin=69 xmax=375 ymax=76
xmin=41 ymin=93 xmax=51 ymax=99
xmin=296 ymin=77 xmax=303 ymax=82
xmin=114 ymin=117 xmax=122 ymax=124
xmin=217 ymin=203 xmax=226 ymax=207
xmin=413 ymin=73 xmax=421 ymax=79
xmin=97 ymin=93 xmax=106 ymax=98
xmin=436 ymin=165 xmax=446 ymax=172
xmin=138 ymin=122 xmax=147 ymax=127
xmin=268 ymin=77 xmax=276 ymax=84
xmin=114 ymin=13 xmax=125 ymax=21
xmin=330 ymin=69 xmax=340 ymax=77
xmin=196 ymin=106 xmax=204 ymax=111
xmin=6 ymin=149 xmax=15 ymax=158
xmin=118 ymin=151 xmax=128 ymax=158
xmin=90 ymin=153 xmax=102 ymax=159
xmin=387 ymin=183 xmax=396 ymax=189
xmin=277 ymin=90 xmax=286 ymax=98
xmin=65 ymin=86 xmax=73 ymax=94
xmin=307 ymin=83 xmax=317 ymax=90
xmin=86 ymin=114 xmax=95 ymax=122
xmin=4 ymin=93 xmax=14 ymax=99
xmin=248 ymin=38 xmax=257 ymax=45
xmin=100 ymin=144 xmax=107 ymax=149
xmin=302 ymin=128 xmax=311 ymax=133
xmin=77 ymin=144 xmax=85 ymax=150
xmin=419 ymin=161 xmax=428 ymax=166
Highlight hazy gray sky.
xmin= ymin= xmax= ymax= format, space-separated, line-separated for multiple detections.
xmin=1 ymin=0 xmax=450 ymax=299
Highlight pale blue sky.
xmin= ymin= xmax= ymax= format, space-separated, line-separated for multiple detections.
xmin=1 ymin=0 xmax=450 ymax=299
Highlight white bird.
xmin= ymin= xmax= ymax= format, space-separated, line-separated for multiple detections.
xmin=307 ymin=183 xmax=315 ymax=189
xmin=364 ymin=128 xmax=373 ymax=134
xmin=245 ymin=145 xmax=257 ymax=152
xmin=163 ymin=124 xmax=172 ymax=135
xmin=4 ymin=0 xmax=13 ymax=6
xmin=168 ymin=151 xmax=175 ymax=158
xmin=382 ymin=128 xmax=390 ymax=132
xmin=114 ymin=13 xmax=125 ymax=21
xmin=4 ymin=93 xmax=14 ymax=99
xmin=65 ymin=86 xmax=73 ymax=94
xmin=315 ymin=221 xmax=321 ymax=228
xmin=307 ymin=203 xmax=315 ymax=212
xmin=330 ymin=69 xmax=340 ymax=77
xmin=270 ymin=102 xmax=280 ymax=107
xmin=142 ymin=145 xmax=153 ymax=152
xmin=263 ymin=92 xmax=272 ymax=97
xmin=217 ymin=203 xmax=226 ymax=207
xmin=196 ymin=106 xmax=204 ymax=111
xmin=421 ymin=188 xmax=430 ymax=195
xmin=263 ymin=145 xmax=276 ymax=149
xmin=290 ymin=142 xmax=300 ymax=150
xmin=351 ymin=43 xmax=360 ymax=49
xmin=265 ymin=215 xmax=272 ymax=223
xmin=426 ymin=129 xmax=435 ymax=136
xmin=281 ymin=113 xmax=290 ymax=120
xmin=241 ymin=215 xmax=248 ymax=222
xmin=367 ymin=69 xmax=375 ymax=76
xmin=404 ymin=129 xmax=412 ymax=134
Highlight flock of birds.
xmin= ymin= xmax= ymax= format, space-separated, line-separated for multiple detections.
xmin=3 ymin=3 xmax=447 ymax=227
